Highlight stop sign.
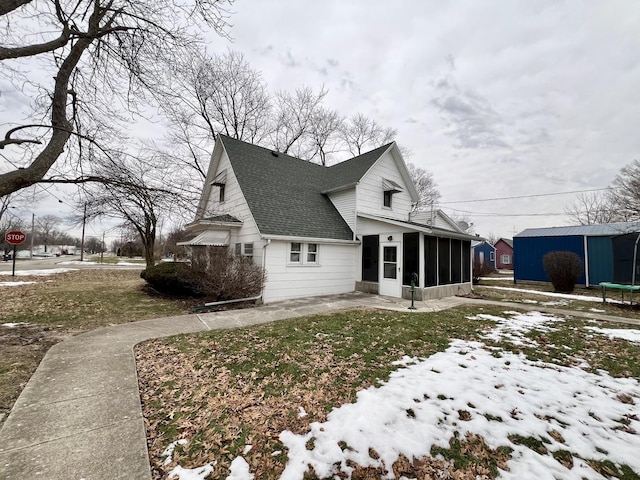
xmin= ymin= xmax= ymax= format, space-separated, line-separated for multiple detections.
xmin=5 ymin=230 xmax=26 ymax=245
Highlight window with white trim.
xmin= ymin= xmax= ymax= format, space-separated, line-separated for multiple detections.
xmin=307 ymin=243 xmax=318 ymax=263
xmin=234 ymin=243 xmax=241 ymax=255
xmin=219 ymin=184 xmax=225 ymax=203
xmin=289 ymin=242 xmax=319 ymax=265
xmin=290 ymin=242 xmax=301 ymax=263
xmin=244 ymin=243 xmax=253 ymax=259
xmin=490 ymin=251 xmax=495 ymax=262
xmin=501 ymin=254 xmax=511 ymax=264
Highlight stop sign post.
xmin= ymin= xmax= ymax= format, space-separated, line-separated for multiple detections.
xmin=5 ymin=230 xmax=26 ymax=277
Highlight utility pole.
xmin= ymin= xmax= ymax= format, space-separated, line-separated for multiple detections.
xmin=100 ymin=231 xmax=105 ymax=264
xmin=80 ymin=203 xmax=86 ymax=261
xmin=30 ymin=213 xmax=35 ymax=259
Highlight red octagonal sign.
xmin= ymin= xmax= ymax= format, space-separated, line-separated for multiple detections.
xmin=5 ymin=230 xmax=26 ymax=245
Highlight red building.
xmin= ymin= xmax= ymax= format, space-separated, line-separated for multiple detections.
xmin=494 ymin=238 xmax=514 ymax=270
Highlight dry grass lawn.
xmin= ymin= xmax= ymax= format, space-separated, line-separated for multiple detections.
xmin=0 ymin=269 xmax=192 ymax=422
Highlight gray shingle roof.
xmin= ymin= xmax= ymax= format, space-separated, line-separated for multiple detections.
xmin=516 ymin=222 xmax=640 ymax=238
xmin=220 ymin=135 xmax=364 ymax=240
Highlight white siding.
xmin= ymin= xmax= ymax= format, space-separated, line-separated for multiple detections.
xmin=328 ymin=188 xmax=356 ymax=232
xmin=262 ymin=241 xmax=356 ymax=303
xmin=356 ymin=150 xmax=413 ymax=220
xmin=203 ymin=149 xmax=264 ymax=264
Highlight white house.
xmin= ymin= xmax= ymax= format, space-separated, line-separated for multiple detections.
xmin=182 ymin=135 xmax=477 ymax=303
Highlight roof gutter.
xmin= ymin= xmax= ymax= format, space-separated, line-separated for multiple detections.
xmin=260 ymin=234 xmax=359 ymax=245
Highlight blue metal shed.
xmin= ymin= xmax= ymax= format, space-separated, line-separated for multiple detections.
xmin=514 ymin=222 xmax=640 ymax=287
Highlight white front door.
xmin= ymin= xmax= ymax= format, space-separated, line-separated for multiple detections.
xmin=379 ymin=243 xmax=401 ymax=297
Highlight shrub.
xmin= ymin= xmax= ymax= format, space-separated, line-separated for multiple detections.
xmin=141 ymin=247 xmax=266 ymax=300
xmin=192 ymin=246 xmax=265 ymax=301
xmin=542 ymin=251 xmax=583 ymax=293
xmin=140 ymin=261 xmax=207 ymax=296
xmin=472 ymin=259 xmax=496 ymax=284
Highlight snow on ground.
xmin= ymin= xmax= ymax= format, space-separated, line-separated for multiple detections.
xmin=163 ymin=310 xmax=640 ymax=479
xmin=277 ymin=311 xmax=640 ymax=479
xmin=2 ymin=322 xmax=29 ymax=328
xmin=479 ymin=276 xmax=514 ymax=281
xmin=0 ymin=268 xmax=77 ymax=276
xmin=0 ymin=281 xmax=36 ymax=287
xmin=585 ymin=326 xmax=640 ymax=344
xmin=485 ymin=286 xmax=621 ymax=304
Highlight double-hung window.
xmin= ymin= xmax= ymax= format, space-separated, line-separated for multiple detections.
xmin=289 ymin=242 xmax=319 ymax=265
xmin=290 ymin=242 xmax=302 ymax=263
xmin=307 ymin=244 xmax=318 ymax=263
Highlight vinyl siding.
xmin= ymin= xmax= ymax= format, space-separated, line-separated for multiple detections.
xmin=328 ymin=188 xmax=356 ymax=232
xmin=356 ymin=150 xmax=413 ymax=220
xmin=203 ymin=149 xmax=264 ymax=264
xmin=262 ymin=240 xmax=356 ymax=303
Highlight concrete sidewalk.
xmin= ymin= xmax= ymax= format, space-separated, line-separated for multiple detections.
xmin=0 ymin=293 xmax=467 ymax=479
xmin=0 ymin=292 xmax=637 ymax=479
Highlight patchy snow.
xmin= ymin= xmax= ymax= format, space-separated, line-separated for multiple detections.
xmin=486 ymin=286 xmax=621 ymax=304
xmin=0 ymin=281 xmax=36 ymax=287
xmin=297 ymin=407 xmax=308 ymax=418
xmin=167 ymin=464 xmax=215 ymax=480
xmin=226 ymin=457 xmax=254 ymax=480
xmin=479 ymin=276 xmax=514 ymax=281
xmin=163 ymin=439 xmax=216 ymax=480
xmin=277 ymin=311 xmax=640 ymax=479
xmin=242 ymin=444 xmax=253 ymax=455
xmin=589 ymin=308 xmax=607 ymax=313
xmin=162 ymin=439 xmax=188 ymax=465
xmin=585 ymin=326 xmax=640 ymax=344
xmin=2 ymin=322 xmax=29 ymax=328
xmin=0 ymin=268 xmax=76 ymax=276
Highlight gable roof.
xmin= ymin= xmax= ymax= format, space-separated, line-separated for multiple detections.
xmin=516 ymin=222 xmax=640 ymax=238
xmin=322 ymin=143 xmax=393 ymax=192
xmin=497 ymin=238 xmax=513 ymax=248
xmin=219 ymin=135 xmax=354 ymax=240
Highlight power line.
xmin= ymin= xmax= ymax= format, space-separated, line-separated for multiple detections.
xmin=440 ymin=187 xmax=611 ymax=205
xmin=442 ymin=206 xmax=568 ymax=217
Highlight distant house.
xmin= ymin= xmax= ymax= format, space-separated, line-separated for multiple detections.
xmin=514 ymin=222 xmax=640 ymax=286
xmin=181 ymin=135 xmax=478 ymax=303
xmin=472 ymin=240 xmax=496 ymax=271
xmin=494 ymin=238 xmax=514 ymax=270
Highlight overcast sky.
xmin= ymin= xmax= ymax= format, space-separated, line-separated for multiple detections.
xmin=3 ymin=0 xmax=640 ymax=241
xmin=203 ymin=0 xmax=640 ymax=238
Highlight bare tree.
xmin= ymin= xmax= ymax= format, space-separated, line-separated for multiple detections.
xmin=340 ymin=113 xmax=397 ymax=156
xmin=306 ymin=107 xmax=344 ymax=166
xmin=0 ymin=0 xmax=233 ymax=198
xmin=565 ymin=191 xmax=618 ymax=225
xmin=35 ymin=215 xmax=61 ymax=252
xmin=485 ymin=232 xmax=500 ymax=246
xmin=82 ymin=153 xmax=186 ymax=267
xmin=161 ymin=50 xmax=271 ymax=181
xmin=608 ymin=160 xmax=640 ymax=222
xmin=269 ymin=86 xmax=328 ymax=158
xmin=406 ymin=162 xmax=440 ymax=211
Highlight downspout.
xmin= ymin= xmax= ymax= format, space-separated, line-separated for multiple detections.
xmin=583 ymin=235 xmax=590 ymax=287
xmin=632 ymin=233 xmax=640 ymax=286
xmin=261 ymin=238 xmax=271 ymax=302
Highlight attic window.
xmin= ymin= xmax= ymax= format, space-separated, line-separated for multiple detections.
xmin=382 ymin=178 xmax=402 ymax=209
xmin=383 ymin=190 xmax=393 ymax=208
xmin=218 ymin=184 xmax=225 ymax=203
